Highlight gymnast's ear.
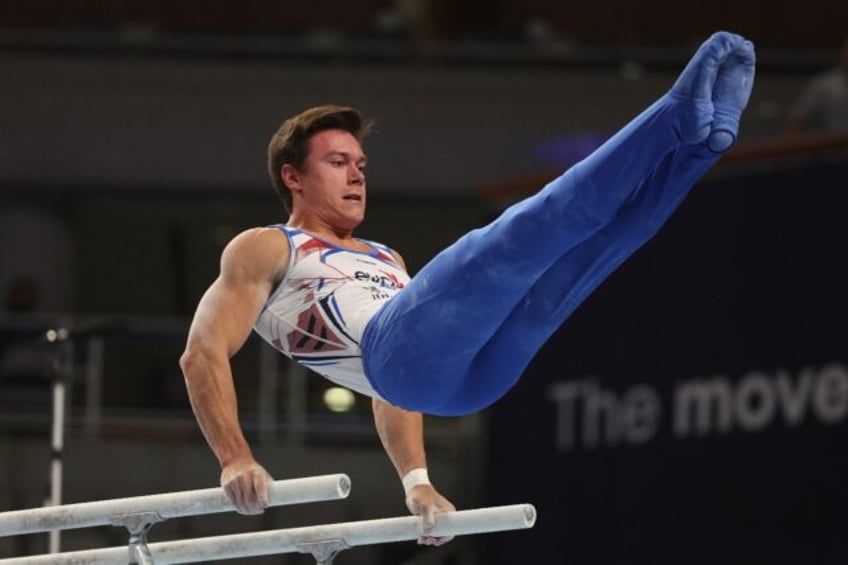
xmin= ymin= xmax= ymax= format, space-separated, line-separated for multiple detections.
xmin=281 ymin=163 xmax=302 ymax=193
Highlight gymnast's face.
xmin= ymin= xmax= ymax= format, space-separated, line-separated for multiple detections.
xmin=284 ymin=129 xmax=368 ymax=231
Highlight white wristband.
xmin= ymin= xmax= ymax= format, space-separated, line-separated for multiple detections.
xmin=402 ymin=468 xmax=430 ymax=495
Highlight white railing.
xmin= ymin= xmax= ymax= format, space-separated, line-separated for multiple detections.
xmin=0 ymin=474 xmax=536 ymax=564
xmin=0 ymin=475 xmax=351 ymax=537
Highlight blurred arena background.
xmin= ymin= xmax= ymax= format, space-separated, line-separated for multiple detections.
xmin=1 ymin=2 xmax=846 ymax=563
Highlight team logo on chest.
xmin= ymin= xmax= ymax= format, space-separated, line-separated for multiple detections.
xmin=353 ymin=270 xmax=406 ymax=289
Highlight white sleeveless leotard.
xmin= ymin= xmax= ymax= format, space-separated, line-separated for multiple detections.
xmin=253 ymin=225 xmax=410 ymax=398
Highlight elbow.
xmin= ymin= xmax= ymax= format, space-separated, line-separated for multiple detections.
xmin=372 ymin=398 xmax=390 ymax=419
xmin=180 ymin=336 xmax=229 ymax=387
xmin=371 ymin=398 xmax=388 ymax=432
xmin=179 ymin=346 xmax=206 ymax=384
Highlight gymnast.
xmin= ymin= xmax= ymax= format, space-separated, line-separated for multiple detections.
xmin=180 ymin=31 xmax=755 ymax=546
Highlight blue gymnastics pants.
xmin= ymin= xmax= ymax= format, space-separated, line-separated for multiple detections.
xmin=362 ymin=95 xmax=723 ymax=415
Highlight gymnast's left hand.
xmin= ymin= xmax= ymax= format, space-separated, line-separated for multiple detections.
xmin=406 ymin=484 xmax=457 ymax=546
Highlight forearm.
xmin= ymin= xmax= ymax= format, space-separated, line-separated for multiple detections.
xmin=373 ymin=399 xmax=455 ymax=543
xmin=372 ymin=398 xmax=427 ymax=478
xmin=181 ymin=348 xmax=253 ymax=467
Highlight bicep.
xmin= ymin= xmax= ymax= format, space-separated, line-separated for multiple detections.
xmin=187 ymin=228 xmax=287 ymax=359
xmin=187 ymin=275 xmax=268 ymax=358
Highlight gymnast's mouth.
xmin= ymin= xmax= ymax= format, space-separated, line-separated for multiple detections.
xmin=343 ymin=194 xmax=363 ymax=201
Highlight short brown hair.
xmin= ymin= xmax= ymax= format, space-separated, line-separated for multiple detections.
xmin=267 ymin=105 xmax=374 ymax=213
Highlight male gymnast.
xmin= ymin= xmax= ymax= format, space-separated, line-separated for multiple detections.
xmin=181 ymin=31 xmax=755 ymax=546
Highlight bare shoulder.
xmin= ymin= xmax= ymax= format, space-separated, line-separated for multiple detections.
xmin=221 ymin=227 xmax=290 ymax=283
xmin=225 ymin=226 xmax=288 ymax=252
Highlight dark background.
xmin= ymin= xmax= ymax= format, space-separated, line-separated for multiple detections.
xmin=486 ymin=159 xmax=848 ymax=564
xmin=1 ymin=2 xmax=846 ymax=563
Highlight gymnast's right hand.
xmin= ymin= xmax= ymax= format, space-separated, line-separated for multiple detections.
xmin=220 ymin=458 xmax=273 ymax=515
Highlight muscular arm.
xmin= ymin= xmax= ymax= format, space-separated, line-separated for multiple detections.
xmin=372 ymin=399 xmax=456 ymax=545
xmin=371 ymin=249 xmax=456 ymax=545
xmin=180 ymin=227 xmax=288 ymax=514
